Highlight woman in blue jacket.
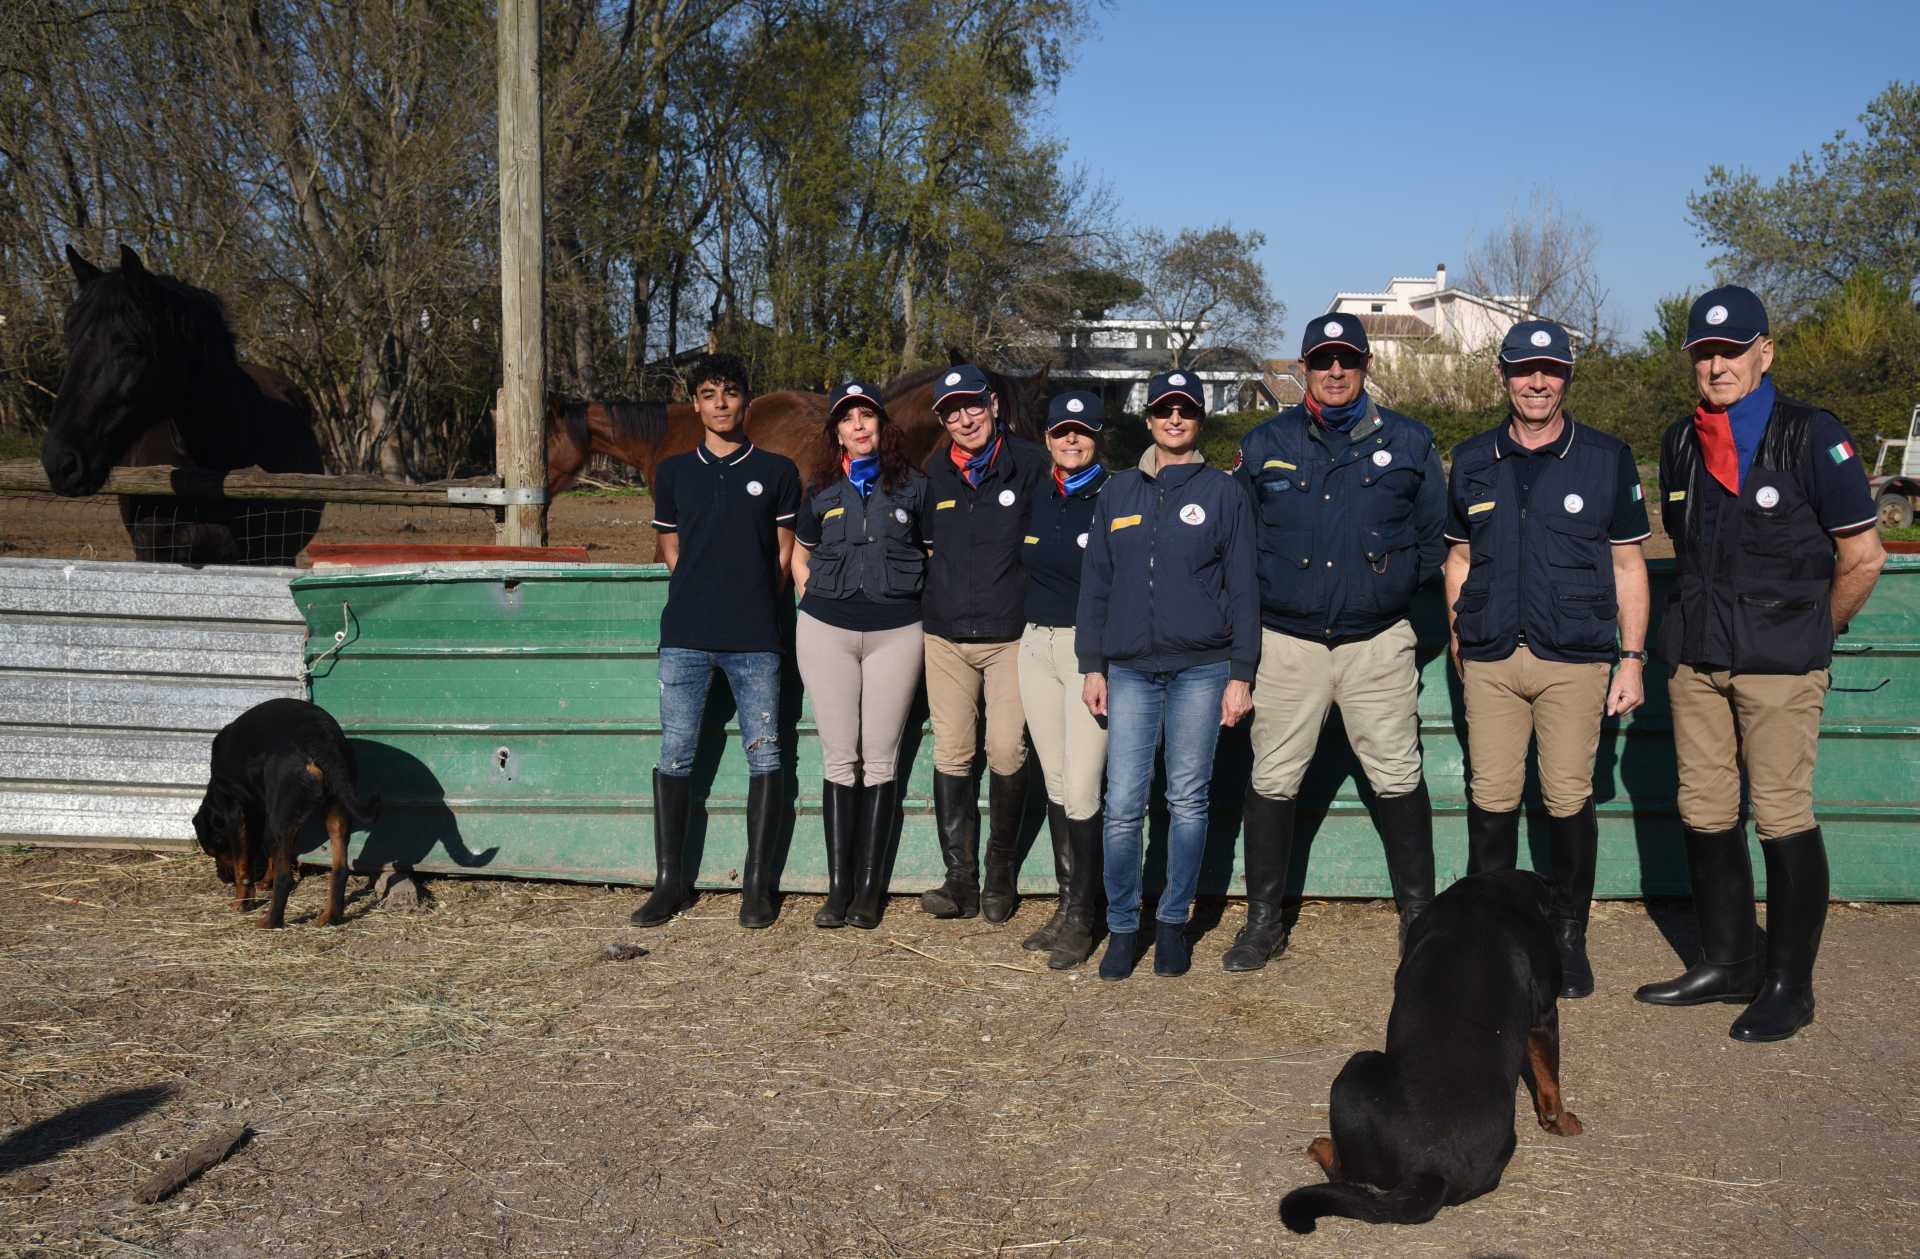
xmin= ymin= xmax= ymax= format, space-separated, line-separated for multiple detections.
xmin=1076 ymin=370 xmax=1260 ymax=980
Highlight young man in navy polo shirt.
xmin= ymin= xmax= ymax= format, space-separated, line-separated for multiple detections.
xmin=631 ymin=353 xmax=801 ymax=931
xmin=1442 ymin=319 xmax=1651 ymax=998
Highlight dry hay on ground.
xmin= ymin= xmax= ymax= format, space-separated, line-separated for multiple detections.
xmin=1 ymin=846 xmax=1914 ymax=1258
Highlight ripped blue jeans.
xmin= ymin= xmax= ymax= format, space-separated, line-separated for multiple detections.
xmin=656 ymin=648 xmax=783 ymax=778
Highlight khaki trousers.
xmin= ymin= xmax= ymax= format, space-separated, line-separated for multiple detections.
xmin=925 ymin=634 xmax=1029 ymax=778
xmin=794 ymin=612 xmax=924 ymax=787
xmin=1017 ymin=625 xmax=1108 ymax=820
xmin=1250 ymin=620 xmax=1423 ymax=801
xmin=1669 ymin=664 xmax=1828 ymax=838
xmin=1461 ymin=646 xmax=1611 ymax=816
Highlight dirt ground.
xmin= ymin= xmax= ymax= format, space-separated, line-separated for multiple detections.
xmin=1 ymin=846 xmax=1915 ymax=1259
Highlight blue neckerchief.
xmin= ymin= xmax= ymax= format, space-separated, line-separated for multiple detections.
xmin=1060 ymin=462 xmax=1102 ymax=495
xmin=847 ymin=455 xmax=879 ymax=498
xmin=1729 ymin=375 xmax=1776 ymax=488
xmin=962 ymin=433 xmax=1001 ymax=487
xmin=1316 ymin=396 xmax=1369 ymax=432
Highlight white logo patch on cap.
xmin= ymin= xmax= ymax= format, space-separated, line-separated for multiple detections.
xmin=895 ymin=507 xmax=909 ymax=524
xmin=1756 ymin=485 xmax=1780 ymax=509
xmin=1066 ymin=397 xmax=1084 ymax=413
xmin=1372 ymin=449 xmax=1393 ymax=468
xmin=998 ymin=489 xmax=1016 ymax=507
xmin=845 ymin=382 xmax=864 ymax=396
xmin=1706 ymin=305 xmax=1729 ymax=326
xmin=1077 ymin=532 xmax=1089 ymax=549
xmin=1324 ymin=320 xmax=1344 ymax=337
xmin=1168 ymin=373 xmax=1187 ymax=386
xmin=1563 ymin=493 xmax=1584 ymax=514
xmin=1179 ymin=503 xmax=1206 ymax=526
xmin=1530 ymin=329 xmax=1553 ymax=347
xmin=746 ymin=480 xmax=764 ymax=497
xmin=944 ymin=371 xmax=962 ymax=386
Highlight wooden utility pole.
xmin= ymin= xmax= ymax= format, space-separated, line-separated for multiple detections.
xmin=496 ymin=0 xmax=548 ymax=545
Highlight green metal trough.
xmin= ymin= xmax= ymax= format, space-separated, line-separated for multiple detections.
xmin=294 ymin=557 xmax=1920 ymax=900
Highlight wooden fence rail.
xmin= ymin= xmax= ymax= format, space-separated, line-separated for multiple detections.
xmin=0 ymin=460 xmax=500 ymax=508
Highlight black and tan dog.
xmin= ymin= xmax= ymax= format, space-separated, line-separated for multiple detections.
xmin=1280 ymin=869 xmax=1584 ymax=1233
xmin=193 ymin=698 xmax=379 ymax=928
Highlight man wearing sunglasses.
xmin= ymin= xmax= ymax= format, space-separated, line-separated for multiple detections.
xmin=1227 ymin=315 xmax=1448 ymax=970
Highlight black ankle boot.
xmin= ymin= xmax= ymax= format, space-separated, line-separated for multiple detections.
xmin=921 ymin=772 xmax=980 ymax=919
xmin=632 ymin=769 xmax=694 ymax=927
xmin=1548 ymin=800 xmax=1598 ymax=998
xmin=1223 ymin=791 xmax=1295 ymax=973
xmin=1731 ymin=829 xmax=1828 ymax=1042
xmin=1047 ymin=813 xmax=1103 ymax=970
xmin=1098 ymin=929 xmax=1139 ymax=981
xmin=980 ymin=769 xmax=1027 ymax=925
xmin=846 ymin=780 xmax=898 ymax=930
xmin=1153 ymin=921 xmax=1192 ymax=977
xmin=1374 ymin=782 xmax=1436 ymax=948
xmin=814 ymin=780 xmax=860 ymax=928
xmin=1635 ymin=825 xmax=1762 ymax=1006
xmin=1023 ymin=802 xmax=1074 ymax=950
xmin=738 ymin=773 xmax=781 ymax=929
xmin=1465 ymin=802 xmax=1521 ymax=876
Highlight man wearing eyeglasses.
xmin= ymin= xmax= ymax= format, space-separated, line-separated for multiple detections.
xmin=918 ymin=364 xmax=1050 ymax=922
xmin=1226 ymin=315 xmax=1448 ymax=970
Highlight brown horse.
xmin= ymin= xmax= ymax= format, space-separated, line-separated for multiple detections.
xmin=545 ymin=390 xmax=830 ymax=494
xmin=878 ymin=360 xmax=1053 ymax=468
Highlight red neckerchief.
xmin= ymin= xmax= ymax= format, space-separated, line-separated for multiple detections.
xmin=1052 ymin=467 xmax=1069 ymax=495
xmin=1302 ymin=391 xmax=1325 ymax=426
xmin=949 ymin=434 xmax=1001 ymax=487
xmin=1692 ymin=405 xmax=1740 ymax=496
xmin=840 ymin=451 xmax=852 ymax=476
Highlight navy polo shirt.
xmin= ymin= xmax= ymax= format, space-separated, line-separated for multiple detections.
xmin=1022 ymin=468 xmax=1109 ymax=627
xmin=1445 ymin=419 xmax=1650 ymax=546
xmin=652 ymin=442 xmax=800 ymax=652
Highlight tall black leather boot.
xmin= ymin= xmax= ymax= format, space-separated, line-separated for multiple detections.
xmin=814 ymin=780 xmax=860 ymax=929
xmin=979 ymin=769 xmax=1027 ymax=925
xmin=1022 ymin=802 xmax=1074 ymax=950
xmin=1634 ymin=825 xmax=1763 ymax=1006
xmin=1047 ymin=813 xmax=1104 ymax=970
xmin=920 ymin=772 xmax=980 ymax=919
xmin=1465 ymin=802 xmax=1521 ymax=876
xmin=1223 ymin=791 xmax=1295 ymax=973
xmin=1548 ymin=800 xmax=1599 ymax=998
xmin=1730 ymin=828 xmax=1829 ymax=1042
xmin=631 ymin=769 xmax=694 ymax=926
xmin=738 ymin=773 xmax=781 ymax=929
xmin=1374 ymin=781 xmax=1436 ymax=949
xmin=847 ymin=779 xmax=899 ymax=930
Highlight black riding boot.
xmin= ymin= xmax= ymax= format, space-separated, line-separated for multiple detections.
xmin=738 ymin=773 xmax=781 ymax=929
xmin=847 ymin=779 xmax=899 ymax=930
xmin=980 ymin=769 xmax=1027 ymax=925
xmin=920 ymin=772 xmax=980 ymax=919
xmin=1223 ymin=791 xmax=1295 ymax=973
xmin=631 ymin=769 xmax=694 ymax=926
xmin=1634 ymin=825 xmax=1763 ymax=1006
xmin=1047 ymin=813 xmax=1104 ymax=970
xmin=1022 ymin=802 xmax=1074 ymax=950
xmin=814 ymin=780 xmax=860 ymax=928
xmin=1548 ymin=800 xmax=1599 ymax=998
xmin=1730 ymin=829 xmax=1829 ymax=1042
xmin=1465 ymin=802 xmax=1521 ymax=876
xmin=1374 ymin=781 xmax=1436 ymax=949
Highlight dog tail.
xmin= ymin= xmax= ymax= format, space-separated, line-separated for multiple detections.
xmin=1279 ymin=1173 xmax=1448 ymax=1234
xmin=316 ymin=744 xmax=381 ymax=830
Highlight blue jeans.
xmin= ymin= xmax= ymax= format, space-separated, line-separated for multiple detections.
xmin=1102 ymin=660 xmax=1230 ymax=933
xmin=657 ymin=648 xmax=783 ymax=778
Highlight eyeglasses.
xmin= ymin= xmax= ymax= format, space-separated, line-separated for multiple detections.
xmin=1148 ymin=403 xmax=1199 ymax=420
xmin=1305 ymin=350 xmax=1367 ymax=372
xmin=939 ymin=401 xmax=991 ymax=420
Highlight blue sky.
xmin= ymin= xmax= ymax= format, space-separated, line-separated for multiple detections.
xmin=1043 ymin=0 xmax=1920 ymax=348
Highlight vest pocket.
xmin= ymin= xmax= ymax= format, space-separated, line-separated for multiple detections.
xmin=1553 ymin=586 xmax=1619 ymax=653
xmin=807 ymin=552 xmax=848 ymax=598
xmin=1543 ymin=512 xmax=1604 ymax=570
xmin=883 ymin=545 xmax=925 ymax=597
xmin=1452 ymin=588 xmax=1492 ymax=649
xmin=1256 ymin=530 xmax=1314 ymax=612
xmin=1731 ymin=584 xmax=1827 ymax=673
xmin=1358 ymin=523 xmax=1419 ymax=615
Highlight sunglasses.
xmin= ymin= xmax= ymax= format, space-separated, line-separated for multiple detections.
xmin=1305 ymin=349 xmax=1367 ymax=372
xmin=1148 ymin=403 xmax=1199 ymax=420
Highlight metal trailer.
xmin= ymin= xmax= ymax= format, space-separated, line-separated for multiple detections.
xmin=1870 ymin=404 xmax=1920 ymax=528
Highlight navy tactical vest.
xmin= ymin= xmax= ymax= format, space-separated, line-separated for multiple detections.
xmin=801 ymin=472 xmax=928 ymax=606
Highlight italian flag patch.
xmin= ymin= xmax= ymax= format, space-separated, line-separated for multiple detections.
xmin=1630 ymin=483 xmax=1643 ymax=501
xmin=1828 ymin=440 xmax=1854 ymax=464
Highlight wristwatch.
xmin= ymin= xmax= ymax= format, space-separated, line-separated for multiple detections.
xmin=1618 ymin=649 xmax=1648 ymax=662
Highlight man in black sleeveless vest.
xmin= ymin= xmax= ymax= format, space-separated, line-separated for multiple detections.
xmin=1634 ymin=286 xmax=1885 ymax=1042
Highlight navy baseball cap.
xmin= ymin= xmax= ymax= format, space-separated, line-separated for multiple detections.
xmin=1684 ymin=285 xmax=1769 ymax=349
xmin=1301 ymin=314 xmax=1370 ymax=358
xmin=1498 ymin=320 xmax=1575 ymax=367
xmin=1046 ymin=390 xmax=1105 ymax=432
xmin=932 ymin=364 xmax=992 ymax=407
xmin=828 ymin=379 xmax=887 ymax=417
xmin=1145 ymin=370 xmax=1205 ymax=413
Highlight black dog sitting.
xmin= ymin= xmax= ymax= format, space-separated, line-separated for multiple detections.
xmin=193 ymin=698 xmax=379 ymax=928
xmin=1280 ymin=869 xmax=1584 ymax=1233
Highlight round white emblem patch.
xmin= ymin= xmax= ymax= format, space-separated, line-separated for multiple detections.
xmin=1066 ymin=397 xmax=1084 ymax=413
xmin=1756 ymin=485 xmax=1780 ymax=509
xmin=895 ymin=508 xmax=909 ymax=524
xmin=1179 ymin=503 xmax=1207 ymax=526
xmin=746 ymin=480 xmax=764 ymax=497
xmin=944 ymin=371 xmax=963 ymax=386
xmin=1324 ymin=320 xmax=1344 ymax=337
xmin=1371 ymin=450 xmax=1392 ymax=467
xmin=1530 ymin=329 xmax=1553 ymax=347
xmin=1168 ymin=373 xmax=1187 ymax=386
xmin=1706 ymin=304 xmax=1729 ymax=326
xmin=845 ymin=382 xmax=864 ymax=396
xmin=998 ymin=489 xmax=1016 ymax=507
xmin=1076 ymin=532 xmax=1089 ymax=549
xmin=1563 ymin=493 xmax=1584 ymax=514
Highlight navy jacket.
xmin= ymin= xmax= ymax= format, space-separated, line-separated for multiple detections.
xmin=922 ymin=434 xmax=1051 ymax=641
xmin=1022 ymin=468 xmax=1109 ymax=627
xmin=1075 ymin=451 xmax=1260 ymax=682
xmin=1234 ymin=399 xmax=1447 ymax=642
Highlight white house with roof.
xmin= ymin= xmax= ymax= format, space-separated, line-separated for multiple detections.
xmin=1027 ymin=318 xmax=1274 ymax=415
xmin=1325 ymin=264 xmax=1579 ymax=364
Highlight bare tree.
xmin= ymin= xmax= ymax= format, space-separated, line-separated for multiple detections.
xmin=1462 ymin=189 xmax=1614 ymax=348
xmin=1121 ymin=224 xmax=1282 ymax=369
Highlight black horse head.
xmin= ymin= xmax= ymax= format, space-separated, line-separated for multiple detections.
xmin=44 ymin=244 xmax=238 ymax=496
xmin=986 ymin=361 xmax=1052 ymax=441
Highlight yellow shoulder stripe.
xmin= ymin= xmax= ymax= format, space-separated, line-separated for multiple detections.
xmin=1110 ymin=514 xmax=1142 ymax=532
xmin=822 ymin=506 xmax=844 ymax=521
xmin=1023 ymin=535 xmax=1039 ymax=544
xmin=1262 ymin=459 xmax=1297 ymax=471
xmin=935 ymin=498 xmax=957 ymax=510
xmin=1667 ymin=490 xmax=1686 ymax=502
xmin=1467 ymin=501 xmax=1496 ymax=516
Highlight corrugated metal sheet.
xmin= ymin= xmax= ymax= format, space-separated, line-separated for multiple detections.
xmin=0 ymin=558 xmax=305 ymax=843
